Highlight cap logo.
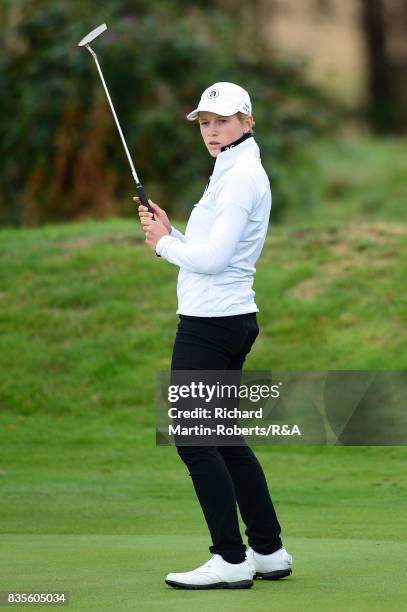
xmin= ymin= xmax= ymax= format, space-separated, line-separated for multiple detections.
xmin=207 ymin=89 xmax=219 ymax=99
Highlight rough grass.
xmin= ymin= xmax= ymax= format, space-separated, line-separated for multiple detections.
xmin=287 ymin=137 xmax=407 ymax=226
xmin=0 ymin=213 xmax=406 ymax=417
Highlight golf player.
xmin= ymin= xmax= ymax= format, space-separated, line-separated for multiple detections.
xmin=135 ymin=82 xmax=293 ymax=589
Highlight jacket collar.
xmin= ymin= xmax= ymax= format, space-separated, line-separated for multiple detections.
xmin=220 ymin=132 xmax=252 ymax=152
xmin=210 ymin=136 xmax=260 ymax=185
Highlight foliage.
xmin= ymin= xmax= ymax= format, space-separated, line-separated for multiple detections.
xmin=0 ymin=0 xmax=337 ymax=226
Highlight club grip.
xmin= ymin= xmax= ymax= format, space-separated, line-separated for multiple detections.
xmin=136 ymin=182 xmax=155 ymax=218
xmin=136 ymin=181 xmax=161 ymax=257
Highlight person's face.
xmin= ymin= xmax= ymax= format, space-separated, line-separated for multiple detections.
xmin=198 ymin=111 xmax=253 ymax=157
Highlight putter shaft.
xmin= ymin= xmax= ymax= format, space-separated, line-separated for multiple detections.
xmin=85 ymin=43 xmax=154 ymax=215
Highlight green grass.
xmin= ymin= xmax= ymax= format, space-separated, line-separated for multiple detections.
xmin=2 ymin=535 xmax=406 ymax=611
xmin=0 ymin=215 xmax=405 ymax=419
xmin=0 ymin=137 xmax=406 ymax=610
xmin=286 ymin=136 xmax=407 ymax=226
xmin=1 ymin=417 xmax=406 ymax=610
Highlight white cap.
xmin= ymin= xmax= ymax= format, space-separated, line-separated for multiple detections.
xmin=186 ymin=82 xmax=252 ymax=121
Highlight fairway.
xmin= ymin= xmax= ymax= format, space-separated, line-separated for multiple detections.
xmin=1 ymin=534 xmax=406 ymax=611
xmin=1 ymin=411 xmax=406 ymax=611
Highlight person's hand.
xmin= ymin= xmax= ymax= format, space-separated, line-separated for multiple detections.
xmin=142 ymin=216 xmax=169 ymax=250
xmin=133 ymin=197 xmax=172 ymax=233
xmin=137 ymin=206 xmax=169 ymax=249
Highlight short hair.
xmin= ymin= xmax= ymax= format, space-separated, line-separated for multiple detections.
xmin=236 ymin=112 xmax=255 ymax=135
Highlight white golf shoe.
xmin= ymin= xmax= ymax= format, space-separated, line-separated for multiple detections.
xmin=246 ymin=546 xmax=293 ymax=580
xmin=165 ymin=554 xmax=255 ymax=589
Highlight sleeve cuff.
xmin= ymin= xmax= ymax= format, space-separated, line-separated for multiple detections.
xmin=155 ymin=234 xmax=173 ymax=257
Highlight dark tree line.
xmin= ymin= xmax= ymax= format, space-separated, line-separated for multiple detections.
xmin=4 ymin=0 xmax=406 ymax=228
xmin=0 ymin=0 xmax=334 ymax=226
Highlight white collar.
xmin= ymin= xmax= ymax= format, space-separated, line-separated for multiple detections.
xmin=210 ymin=138 xmax=260 ymax=184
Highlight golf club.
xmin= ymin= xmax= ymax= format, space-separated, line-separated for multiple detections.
xmin=78 ymin=23 xmax=155 ymax=216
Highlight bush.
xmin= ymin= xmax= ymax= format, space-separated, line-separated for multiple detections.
xmin=0 ymin=0 xmax=337 ymax=226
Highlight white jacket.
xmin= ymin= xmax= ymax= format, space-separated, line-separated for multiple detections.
xmin=155 ymin=137 xmax=271 ymax=317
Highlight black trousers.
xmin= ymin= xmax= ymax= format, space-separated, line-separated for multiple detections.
xmin=171 ymin=313 xmax=283 ymax=564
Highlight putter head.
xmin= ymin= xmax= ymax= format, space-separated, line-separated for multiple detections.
xmin=78 ymin=23 xmax=107 ymax=47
